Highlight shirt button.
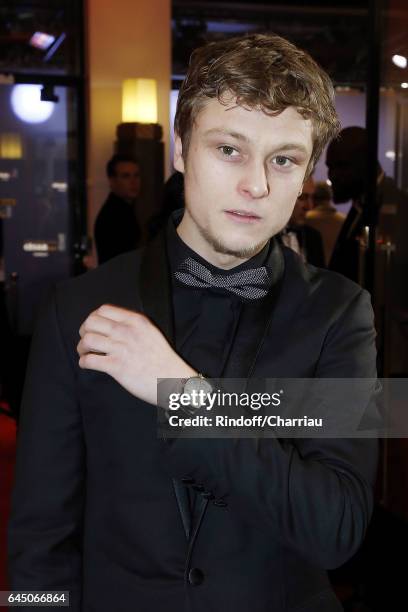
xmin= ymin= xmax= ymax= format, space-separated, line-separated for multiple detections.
xmin=188 ymin=567 xmax=205 ymax=586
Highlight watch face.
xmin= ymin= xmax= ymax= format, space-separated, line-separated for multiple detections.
xmin=183 ymin=376 xmax=213 ymax=407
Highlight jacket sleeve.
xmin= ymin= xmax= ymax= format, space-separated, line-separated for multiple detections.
xmin=7 ymin=287 xmax=84 ymax=610
xmin=161 ymin=288 xmax=378 ymax=570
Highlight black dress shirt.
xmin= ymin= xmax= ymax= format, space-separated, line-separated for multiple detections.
xmin=166 ymin=211 xmax=272 ymax=513
xmin=166 ymin=211 xmax=271 ymax=378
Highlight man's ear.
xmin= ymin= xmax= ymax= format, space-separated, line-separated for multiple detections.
xmin=173 ymin=135 xmax=185 ymax=173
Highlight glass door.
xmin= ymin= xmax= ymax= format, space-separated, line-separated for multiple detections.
xmin=0 ymin=0 xmax=85 ymax=415
xmin=0 ymin=81 xmax=84 ymax=334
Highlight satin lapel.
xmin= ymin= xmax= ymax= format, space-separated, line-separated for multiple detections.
xmin=139 ymin=230 xmax=192 ymax=541
xmin=191 ymin=495 xmax=208 ymax=537
xmin=172 ymin=478 xmax=192 ymax=540
xmin=221 ymin=239 xmax=285 ymax=381
xmin=184 ymin=496 xmax=209 ymax=576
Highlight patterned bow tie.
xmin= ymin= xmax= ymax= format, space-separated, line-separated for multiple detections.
xmin=174 ymin=257 xmax=272 ymax=300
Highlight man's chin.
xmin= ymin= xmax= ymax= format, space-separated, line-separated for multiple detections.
xmin=192 ymin=213 xmax=270 ymax=259
xmin=211 ymin=238 xmax=268 ymax=259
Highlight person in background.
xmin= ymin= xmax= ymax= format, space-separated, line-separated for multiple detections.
xmin=94 ymin=154 xmax=142 ymax=264
xmin=326 ymin=125 xmax=408 ymax=374
xmin=305 ymin=181 xmax=345 ymax=266
xmin=327 ymin=126 xmax=408 ymax=286
xmin=280 ymin=175 xmax=325 ymax=267
xmin=326 ymin=125 xmax=408 ymax=611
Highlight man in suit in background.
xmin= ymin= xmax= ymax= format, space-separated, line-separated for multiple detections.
xmin=9 ymin=34 xmax=378 ymax=612
xmin=326 ymin=125 xmax=408 ymax=610
xmin=94 ymin=154 xmax=142 ymax=264
xmin=327 ymin=126 xmax=408 ymax=374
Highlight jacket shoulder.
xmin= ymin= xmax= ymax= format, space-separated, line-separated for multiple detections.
xmin=54 ymin=250 xmax=143 ymax=329
xmin=281 ymin=245 xmax=367 ymax=316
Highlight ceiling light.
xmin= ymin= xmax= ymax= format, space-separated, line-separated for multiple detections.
xmin=392 ymin=54 xmax=407 ymax=69
xmin=10 ymin=84 xmax=55 ymax=124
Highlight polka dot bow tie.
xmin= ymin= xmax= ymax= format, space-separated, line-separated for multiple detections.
xmin=174 ymin=257 xmax=272 ymax=300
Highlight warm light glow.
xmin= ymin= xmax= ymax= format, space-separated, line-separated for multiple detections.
xmin=385 ymin=150 xmax=396 ymax=161
xmin=10 ymin=84 xmax=55 ymax=124
xmin=122 ymin=78 xmax=158 ymax=123
xmin=401 ymin=82 xmax=408 ymax=89
xmin=392 ymin=54 xmax=407 ymax=69
xmin=0 ymin=132 xmax=23 ymax=159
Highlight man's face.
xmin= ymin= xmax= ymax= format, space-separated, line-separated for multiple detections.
xmin=289 ymin=176 xmax=315 ymax=226
xmin=325 ymin=144 xmax=364 ymax=203
xmin=174 ymin=97 xmax=313 ymax=268
xmin=109 ymin=162 xmax=141 ymax=202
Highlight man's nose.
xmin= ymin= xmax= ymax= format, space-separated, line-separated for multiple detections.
xmin=238 ymin=160 xmax=269 ymax=199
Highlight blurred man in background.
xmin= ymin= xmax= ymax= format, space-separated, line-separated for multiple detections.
xmin=94 ymin=154 xmax=142 ymax=264
xmin=305 ymin=181 xmax=345 ymax=266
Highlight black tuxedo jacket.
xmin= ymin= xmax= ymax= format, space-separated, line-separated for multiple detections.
xmin=8 ymin=234 xmax=378 ymax=612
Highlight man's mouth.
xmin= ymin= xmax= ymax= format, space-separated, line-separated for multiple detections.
xmin=224 ymin=210 xmax=261 ymax=223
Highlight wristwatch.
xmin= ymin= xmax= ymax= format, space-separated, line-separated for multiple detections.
xmin=181 ymin=373 xmax=214 ymax=411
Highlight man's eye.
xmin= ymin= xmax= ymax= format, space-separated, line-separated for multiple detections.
xmin=273 ymin=156 xmax=292 ymax=167
xmin=219 ymin=145 xmax=238 ymax=157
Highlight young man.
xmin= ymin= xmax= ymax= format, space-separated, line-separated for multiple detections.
xmin=8 ymin=34 xmax=377 ymax=611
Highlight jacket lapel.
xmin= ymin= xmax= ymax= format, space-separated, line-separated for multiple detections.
xmin=171 ymin=478 xmax=192 ymax=540
xmin=139 ymin=230 xmax=192 ymax=540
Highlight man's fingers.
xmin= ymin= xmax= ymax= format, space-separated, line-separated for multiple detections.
xmin=78 ymin=352 xmax=113 ymax=372
xmin=96 ymin=304 xmax=141 ymax=323
xmin=79 ymin=314 xmax=113 ymax=338
xmin=79 ymin=306 xmax=148 ymax=338
xmin=77 ymin=332 xmax=113 ymax=356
